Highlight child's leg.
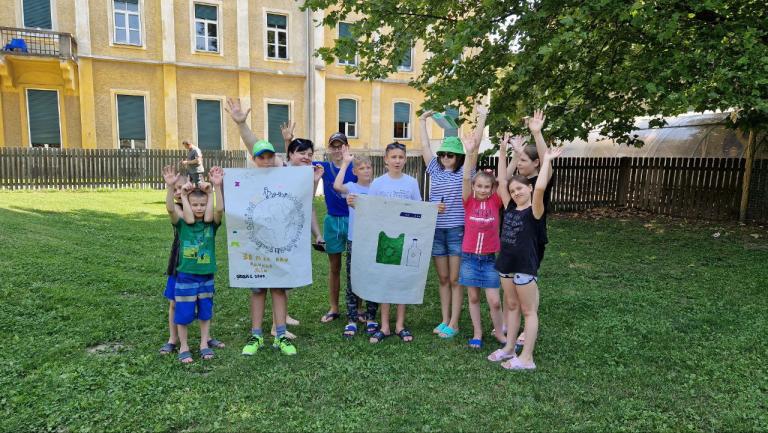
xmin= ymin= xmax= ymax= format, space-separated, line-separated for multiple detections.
xmin=379 ymin=303 xmax=391 ymax=334
xmin=177 ymin=324 xmax=192 ymax=363
xmin=365 ymin=300 xmax=379 ymax=325
xmin=447 ymin=255 xmax=463 ymax=331
xmin=500 ymin=278 xmax=520 ymax=355
xmin=250 ymin=290 xmax=266 ymax=333
xmin=514 ymin=281 xmax=540 ymax=365
xmin=483 ymin=288 xmax=505 ymax=343
xmin=324 ymin=253 xmax=342 ymax=319
xmin=199 ymin=320 xmax=211 ymax=356
xmin=344 ymin=240 xmax=358 ymax=324
xmin=271 ymin=288 xmax=288 ymax=335
xmin=467 ymin=286 xmax=483 ymax=341
xmin=433 ymin=256 xmax=451 ymax=329
xmin=167 ymin=301 xmax=178 ymax=344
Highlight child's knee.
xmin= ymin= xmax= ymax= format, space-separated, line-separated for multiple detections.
xmin=487 ymin=297 xmax=501 ymax=311
xmin=504 ymin=297 xmax=519 ymax=311
xmin=467 ymin=289 xmax=481 ymax=304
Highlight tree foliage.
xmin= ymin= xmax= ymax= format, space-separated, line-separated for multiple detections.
xmin=303 ymin=0 xmax=768 ymax=146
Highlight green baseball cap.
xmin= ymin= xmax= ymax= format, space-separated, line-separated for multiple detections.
xmin=252 ymin=139 xmax=276 ymax=157
xmin=437 ymin=136 xmax=465 ymax=155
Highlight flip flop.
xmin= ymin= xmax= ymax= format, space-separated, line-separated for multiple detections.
xmin=342 ymin=323 xmax=357 ymax=339
xmin=439 ymin=326 xmax=458 ymax=339
xmin=207 ymin=339 xmax=225 ymax=349
xmin=177 ymin=351 xmax=193 ymax=364
xmin=468 ymin=338 xmax=483 ymax=349
xmin=159 ymin=342 xmax=177 ymax=355
xmin=487 ymin=349 xmax=516 ymax=362
xmin=369 ymin=330 xmax=391 ymax=344
xmin=501 ymin=357 xmax=536 ymax=370
xmin=365 ymin=322 xmax=379 ymax=336
xmin=199 ymin=347 xmax=215 ymax=360
xmin=433 ymin=323 xmax=448 ymax=334
xmin=320 ymin=312 xmax=340 ymax=323
xmin=397 ymin=328 xmax=414 ymax=343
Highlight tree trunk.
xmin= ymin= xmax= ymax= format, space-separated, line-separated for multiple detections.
xmin=739 ymin=129 xmax=755 ymax=222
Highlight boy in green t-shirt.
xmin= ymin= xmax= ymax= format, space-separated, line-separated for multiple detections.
xmin=166 ymin=166 xmax=225 ymax=364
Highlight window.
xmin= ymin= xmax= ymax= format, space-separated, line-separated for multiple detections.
xmin=398 ymin=45 xmax=413 ymax=71
xmin=337 ymin=22 xmax=357 ymax=66
xmin=444 ymin=106 xmax=459 ymax=137
xmin=23 ymin=0 xmax=52 ymax=29
xmin=113 ymin=0 xmax=141 ymax=45
xmin=338 ymin=98 xmax=357 ymax=138
xmin=26 ymin=89 xmax=61 ymax=148
xmin=194 ymin=4 xmax=219 ymax=53
xmin=267 ymin=103 xmax=290 ymax=153
xmin=266 ymin=13 xmax=288 ymax=60
xmin=116 ymin=95 xmax=146 ymax=149
xmin=196 ymin=99 xmax=222 ymax=150
xmin=393 ymin=102 xmax=411 ymax=139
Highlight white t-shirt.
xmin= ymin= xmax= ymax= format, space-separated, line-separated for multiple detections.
xmin=342 ymin=182 xmax=370 ymax=242
xmin=368 ymin=173 xmax=421 ymax=201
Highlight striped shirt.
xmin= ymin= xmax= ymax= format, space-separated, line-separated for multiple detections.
xmin=427 ymin=157 xmax=473 ymax=228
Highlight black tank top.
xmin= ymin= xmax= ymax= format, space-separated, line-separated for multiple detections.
xmin=495 ymin=205 xmax=544 ymax=276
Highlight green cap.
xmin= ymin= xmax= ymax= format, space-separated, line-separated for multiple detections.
xmin=437 ymin=136 xmax=465 ymax=155
xmin=252 ymin=139 xmax=276 ymax=157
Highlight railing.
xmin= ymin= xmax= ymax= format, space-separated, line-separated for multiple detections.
xmin=0 ymin=26 xmax=77 ymax=60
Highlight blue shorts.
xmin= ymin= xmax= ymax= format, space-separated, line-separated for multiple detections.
xmin=323 ymin=215 xmax=349 ymax=254
xmin=431 ymin=226 xmax=464 ymax=257
xmin=174 ymin=273 xmax=215 ymax=325
xmin=499 ymin=272 xmax=538 ymax=285
xmin=459 ymin=253 xmax=500 ymax=288
xmin=163 ymin=274 xmax=176 ymax=301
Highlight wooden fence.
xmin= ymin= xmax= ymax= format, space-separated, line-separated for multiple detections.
xmin=1 ymin=148 xmax=766 ymax=222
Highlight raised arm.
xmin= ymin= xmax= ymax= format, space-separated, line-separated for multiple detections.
xmin=180 ymin=182 xmax=196 ymax=225
xmin=461 ymin=133 xmax=478 ymax=201
xmin=418 ymin=110 xmax=435 ymax=165
xmin=225 ymin=97 xmax=258 ymax=155
xmin=208 ymin=166 xmax=225 ymax=226
xmin=506 ymin=135 xmax=526 ymax=180
xmin=199 ymin=181 xmax=214 ymax=223
xmin=527 ymin=109 xmax=552 ymax=182
xmin=281 ymin=121 xmax=295 ymax=152
xmin=163 ymin=165 xmax=183 ymax=224
xmin=333 ymin=146 xmax=353 ymax=194
xmin=533 ymin=147 xmax=563 ymax=219
xmin=497 ymin=133 xmax=512 ymax=208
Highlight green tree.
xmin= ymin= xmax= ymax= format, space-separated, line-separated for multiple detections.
xmin=303 ymin=0 xmax=767 ymax=221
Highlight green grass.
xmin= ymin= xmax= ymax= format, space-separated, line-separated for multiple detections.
xmin=1 ymin=189 xmax=767 ymax=432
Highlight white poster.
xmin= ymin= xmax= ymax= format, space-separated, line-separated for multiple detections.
xmin=223 ymin=167 xmax=313 ymax=288
xmin=351 ymin=195 xmax=438 ymax=304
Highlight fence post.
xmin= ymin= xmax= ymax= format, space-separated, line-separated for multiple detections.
xmin=615 ymin=157 xmax=631 ymax=207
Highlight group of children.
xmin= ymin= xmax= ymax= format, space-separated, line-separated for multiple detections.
xmin=159 ymin=98 xmax=561 ymax=370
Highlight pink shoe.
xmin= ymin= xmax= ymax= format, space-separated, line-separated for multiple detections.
xmin=501 ymin=357 xmax=536 ymax=370
xmin=487 ymin=349 xmax=516 ymax=362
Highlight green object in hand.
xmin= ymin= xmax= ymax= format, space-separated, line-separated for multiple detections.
xmin=376 ymin=232 xmax=405 ymax=266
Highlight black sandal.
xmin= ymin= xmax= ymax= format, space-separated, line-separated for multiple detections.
xmin=397 ymin=328 xmax=414 ymax=343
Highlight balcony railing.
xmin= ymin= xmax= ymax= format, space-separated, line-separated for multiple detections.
xmin=0 ymin=26 xmax=77 ymax=60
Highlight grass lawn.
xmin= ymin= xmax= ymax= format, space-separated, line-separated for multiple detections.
xmin=1 ymin=189 xmax=767 ymax=432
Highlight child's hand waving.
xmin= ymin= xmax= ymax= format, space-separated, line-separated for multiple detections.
xmin=162 ymin=165 xmax=179 ymax=186
xmin=461 ymin=131 xmax=479 ymax=153
xmin=225 ymin=97 xmax=251 ymax=124
xmin=208 ymin=166 xmax=224 ymax=186
xmin=527 ymin=109 xmax=546 ymax=133
xmin=181 ymin=181 xmax=195 ymax=194
xmin=510 ymin=135 xmax=527 ymax=155
xmin=280 ymin=121 xmax=295 ymax=142
xmin=543 ymin=146 xmax=564 ymax=161
xmin=341 ymin=145 xmax=354 ymax=164
xmin=198 ymin=181 xmax=213 ymax=194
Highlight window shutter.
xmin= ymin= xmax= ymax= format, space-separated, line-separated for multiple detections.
xmin=23 ymin=0 xmax=52 ymax=29
xmin=117 ymin=95 xmax=146 ymax=140
xmin=267 ymin=104 xmax=289 ymax=153
xmin=394 ymin=102 xmax=410 ymax=123
xmin=196 ymin=100 xmax=222 ymax=150
xmin=444 ymin=106 xmax=459 ymax=137
xmin=267 ymin=14 xmax=287 ymax=29
xmin=339 ymin=99 xmax=356 ymax=123
xmin=194 ymin=4 xmax=217 ymax=20
xmin=27 ymin=89 xmax=61 ymax=146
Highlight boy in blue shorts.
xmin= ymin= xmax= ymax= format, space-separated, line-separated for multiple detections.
xmin=166 ymin=167 xmax=224 ymax=363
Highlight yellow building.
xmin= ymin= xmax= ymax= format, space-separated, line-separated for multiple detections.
xmin=0 ymin=0 xmax=454 ymax=152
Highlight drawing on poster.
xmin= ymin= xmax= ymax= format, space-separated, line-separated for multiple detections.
xmin=375 ymin=232 xmax=405 ymax=265
xmin=244 ymin=187 xmax=305 ymax=255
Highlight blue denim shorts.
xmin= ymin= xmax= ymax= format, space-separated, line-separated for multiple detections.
xmin=431 ymin=226 xmax=464 ymax=257
xmin=459 ymin=253 xmax=500 ymax=288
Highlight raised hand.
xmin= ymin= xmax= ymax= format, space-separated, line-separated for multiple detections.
xmin=280 ymin=121 xmax=295 ymax=142
xmin=419 ymin=110 xmax=435 ymax=121
xmin=475 ymin=102 xmax=489 ymax=118
xmin=510 ymin=135 xmax=527 ymax=155
xmin=543 ymin=146 xmax=564 ymax=161
xmin=181 ymin=181 xmax=196 ymax=194
xmin=313 ymin=164 xmax=325 ymax=182
xmin=527 ymin=109 xmax=546 ymax=133
xmin=162 ymin=165 xmax=180 ymax=186
xmin=225 ymin=97 xmax=251 ymax=124
xmin=208 ymin=166 xmax=224 ymax=186
xmin=341 ymin=145 xmax=353 ymax=164
xmin=198 ymin=181 xmax=213 ymax=193
xmin=461 ymin=131 xmax=479 ymax=153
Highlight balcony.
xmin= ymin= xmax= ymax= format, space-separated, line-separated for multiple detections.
xmin=1 ymin=26 xmax=77 ymax=59
xmin=0 ymin=26 xmax=78 ymax=94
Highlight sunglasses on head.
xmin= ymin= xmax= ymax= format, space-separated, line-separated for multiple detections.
xmin=437 ymin=152 xmax=456 ymax=159
xmin=386 ymin=142 xmax=406 ymax=151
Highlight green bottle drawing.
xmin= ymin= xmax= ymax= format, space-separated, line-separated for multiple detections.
xmin=376 ymin=232 xmax=405 ymax=265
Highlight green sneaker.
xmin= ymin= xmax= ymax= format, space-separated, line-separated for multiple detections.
xmin=273 ymin=336 xmax=297 ymax=356
xmin=242 ymin=334 xmax=264 ymax=356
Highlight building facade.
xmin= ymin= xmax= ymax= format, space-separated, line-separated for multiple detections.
xmin=0 ymin=0 xmax=453 ymax=152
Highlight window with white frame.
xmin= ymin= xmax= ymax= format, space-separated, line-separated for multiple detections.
xmin=113 ymin=0 xmax=141 ymax=45
xmin=194 ymin=3 xmax=219 ymax=53
xmin=27 ymin=89 xmax=61 ymax=148
xmin=116 ymin=94 xmax=147 ymax=149
xmin=393 ymin=102 xmax=411 ymax=139
xmin=337 ymin=22 xmax=357 ymax=66
xmin=266 ymin=13 xmax=288 ymax=60
xmin=23 ymin=0 xmax=53 ymax=29
xmin=338 ymin=98 xmax=357 ymax=138
xmin=398 ymin=45 xmax=413 ymax=71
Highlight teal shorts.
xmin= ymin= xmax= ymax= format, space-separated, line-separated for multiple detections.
xmin=323 ymin=215 xmax=349 ymax=254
